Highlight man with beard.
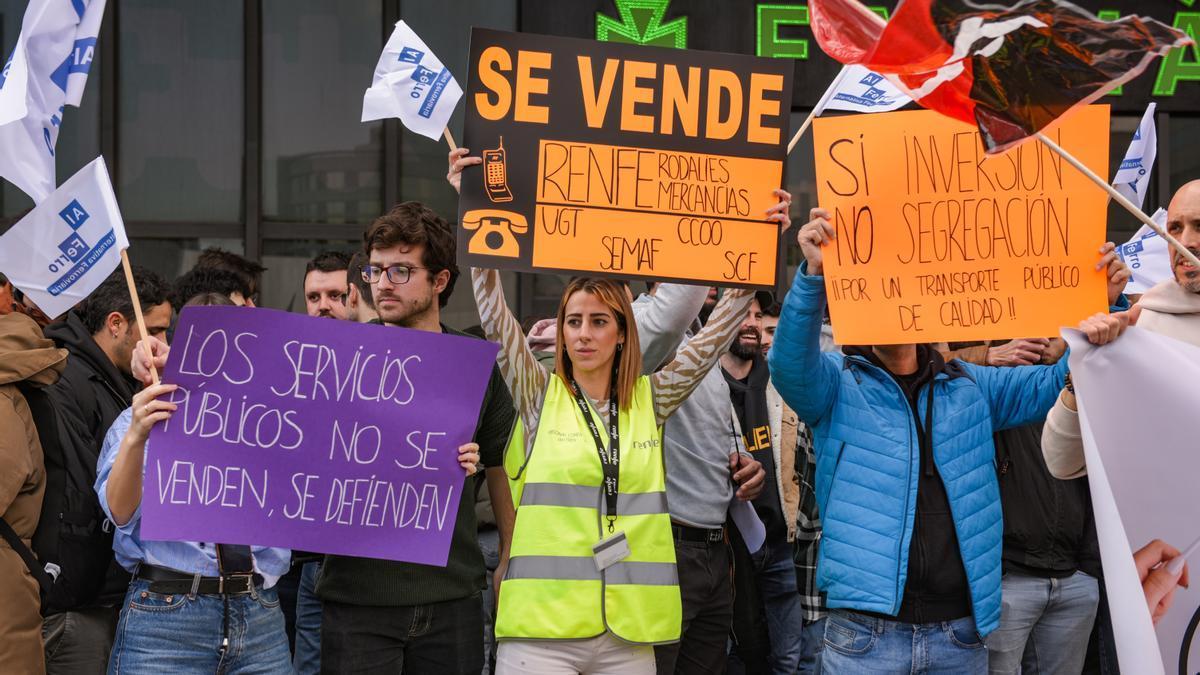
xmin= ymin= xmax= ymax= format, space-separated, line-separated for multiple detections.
xmin=1041 ymin=181 xmax=1200 ymax=624
xmin=1043 ymin=180 xmax=1200 ymax=479
xmin=723 ymin=293 xmax=805 ymax=675
xmin=315 ymin=202 xmax=517 ymax=673
xmin=304 ymin=251 xmax=351 ymax=320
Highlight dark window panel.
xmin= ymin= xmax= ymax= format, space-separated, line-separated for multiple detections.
xmin=117 ymin=0 xmax=243 ymax=222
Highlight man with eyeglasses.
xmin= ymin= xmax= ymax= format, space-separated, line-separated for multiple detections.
xmin=314 ymin=201 xmax=518 ymax=674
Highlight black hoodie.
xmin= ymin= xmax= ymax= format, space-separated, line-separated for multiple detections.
xmin=33 ymin=311 xmax=137 ymax=610
xmin=845 ymin=344 xmax=973 ymax=625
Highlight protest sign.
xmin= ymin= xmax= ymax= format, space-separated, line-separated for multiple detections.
xmin=458 ymin=28 xmax=792 ymax=289
xmin=1066 ymin=327 xmax=1200 ymax=675
xmin=812 ymin=106 xmax=1110 ymax=344
xmin=0 ymin=157 xmax=127 ymax=319
xmin=141 ymin=306 xmax=499 ymax=567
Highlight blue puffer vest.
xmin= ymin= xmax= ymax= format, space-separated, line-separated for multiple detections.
xmin=767 ymin=268 xmax=1068 ymax=636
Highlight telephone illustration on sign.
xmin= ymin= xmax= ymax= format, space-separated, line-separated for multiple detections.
xmin=462 ymin=209 xmax=527 ymax=258
xmin=483 ymin=137 xmax=514 ymax=203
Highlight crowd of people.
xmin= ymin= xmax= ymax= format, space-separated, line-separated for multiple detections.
xmin=0 ymin=148 xmax=1195 ymax=675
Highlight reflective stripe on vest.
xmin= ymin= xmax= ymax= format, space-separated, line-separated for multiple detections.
xmin=495 ymin=375 xmax=682 ymax=645
xmin=519 ymin=482 xmax=669 ymax=516
xmin=506 ymin=556 xmax=679 ymax=586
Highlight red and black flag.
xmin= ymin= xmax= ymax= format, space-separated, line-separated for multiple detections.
xmin=809 ymin=0 xmax=1192 ymax=152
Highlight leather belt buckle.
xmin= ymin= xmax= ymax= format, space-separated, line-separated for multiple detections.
xmin=222 ymin=574 xmax=254 ymax=595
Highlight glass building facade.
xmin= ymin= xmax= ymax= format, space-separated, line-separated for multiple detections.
xmin=2 ymin=0 xmax=1198 ymax=327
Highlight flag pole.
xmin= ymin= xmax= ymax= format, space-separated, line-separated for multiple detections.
xmin=787 ymin=66 xmax=850 ymax=155
xmin=443 ymin=127 xmax=458 ymax=151
xmin=786 ymin=110 xmax=817 ymax=155
xmin=119 ymin=249 xmax=159 ymax=384
xmin=1035 ymin=132 xmax=1200 ymax=270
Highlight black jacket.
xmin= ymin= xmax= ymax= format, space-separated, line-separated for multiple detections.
xmin=847 ymin=345 xmax=973 ymax=624
xmin=995 ymin=423 xmax=1100 ymax=578
xmin=32 ymin=312 xmax=137 ymax=610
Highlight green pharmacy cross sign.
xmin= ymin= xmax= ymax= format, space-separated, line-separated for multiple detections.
xmin=596 ymin=0 xmax=688 ymax=48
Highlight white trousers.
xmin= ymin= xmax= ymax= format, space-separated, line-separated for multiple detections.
xmin=496 ymin=633 xmax=656 ymax=675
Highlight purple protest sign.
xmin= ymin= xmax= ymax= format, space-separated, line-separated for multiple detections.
xmin=141 ymin=306 xmax=499 ymax=567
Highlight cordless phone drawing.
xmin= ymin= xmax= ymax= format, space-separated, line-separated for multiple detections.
xmin=483 ymin=137 xmax=514 ymax=203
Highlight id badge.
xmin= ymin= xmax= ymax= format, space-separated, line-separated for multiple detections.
xmin=592 ymin=530 xmax=631 ymax=571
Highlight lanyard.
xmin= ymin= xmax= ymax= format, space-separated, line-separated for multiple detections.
xmin=569 ymin=361 xmax=621 ymax=533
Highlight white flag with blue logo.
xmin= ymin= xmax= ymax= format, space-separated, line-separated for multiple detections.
xmin=0 ymin=157 xmax=127 ymax=319
xmin=1116 ymin=208 xmax=1173 ymax=295
xmin=815 ymin=65 xmax=912 ymax=116
xmin=362 ymin=21 xmax=462 ymax=141
xmin=0 ymin=0 xmax=105 ymax=203
xmin=1112 ymin=102 xmax=1157 ymax=210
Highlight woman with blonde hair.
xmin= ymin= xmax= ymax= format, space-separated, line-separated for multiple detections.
xmin=449 ymin=145 xmax=791 ymax=673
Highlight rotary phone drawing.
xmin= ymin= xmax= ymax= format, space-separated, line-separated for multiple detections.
xmin=462 ymin=209 xmax=527 ymax=258
xmin=482 ymin=137 xmax=514 ymax=203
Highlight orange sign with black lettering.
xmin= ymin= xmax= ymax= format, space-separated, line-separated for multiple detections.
xmin=812 ymin=106 xmax=1111 ymax=345
xmin=459 ymin=28 xmax=792 ymax=289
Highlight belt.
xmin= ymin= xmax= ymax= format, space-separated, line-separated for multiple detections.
xmin=671 ymin=523 xmax=726 ymax=545
xmin=135 ymin=563 xmax=263 ymax=596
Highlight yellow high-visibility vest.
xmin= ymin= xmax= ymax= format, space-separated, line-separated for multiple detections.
xmin=496 ymin=375 xmax=681 ymax=645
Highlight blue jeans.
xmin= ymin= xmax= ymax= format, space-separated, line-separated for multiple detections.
xmin=293 ymin=561 xmax=323 ymax=674
xmin=798 ymin=618 xmax=825 ymax=675
xmin=984 ymin=571 xmax=1098 ymax=674
xmin=820 ymin=610 xmax=987 ymax=674
xmin=108 ymin=578 xmax=292 ymax=674
xmin=754 ymin=539 xmax=805 ymax=674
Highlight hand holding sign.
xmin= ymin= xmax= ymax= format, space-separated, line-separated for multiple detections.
xmin=797 ymin=208 xmax=836 ymax=276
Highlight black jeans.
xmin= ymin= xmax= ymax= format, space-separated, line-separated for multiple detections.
xmin=655 ymin=539 xmax=733 ymax=675
xmin=320 ymin=593 xmax=484 ymax=674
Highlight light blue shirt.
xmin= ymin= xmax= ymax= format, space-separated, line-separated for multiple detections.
xmin=95 ymin=408 xmax=291 ymax=588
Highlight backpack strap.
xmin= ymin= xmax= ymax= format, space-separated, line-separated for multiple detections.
xmin=0 ymin=516 xmax=54 ymax=599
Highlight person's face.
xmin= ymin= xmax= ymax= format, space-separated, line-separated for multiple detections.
xmin=563 ymin=290 xmax=623 ymax=375
xmin=1166 ymin=185 xmax=1200 ymax=293
xmin=109 ymin=302 xmax=171 ymax=376
xmin=304 ymin=270 xmax=348 ymax=319
xmin=368 ymin=244 xmax=447 ymax=328
xmin=760 ymin=314 xmax=779 ymax=356
xmin=729 ymin=299 xmax=763 ymax=361
xmin=703 ymin=286 xmax=718 ymax=310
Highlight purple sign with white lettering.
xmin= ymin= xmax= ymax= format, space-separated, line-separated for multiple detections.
xmin=141 ymin=306 xmax=499 ymax=567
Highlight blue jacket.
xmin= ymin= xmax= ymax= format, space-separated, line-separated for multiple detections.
xmin=767 ymin=268 xmax=1068 ymax=635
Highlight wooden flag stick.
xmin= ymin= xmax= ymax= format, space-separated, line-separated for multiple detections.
xmin=119 ymin=249 xmax=159 ymax=385
xmin=787 ymin=65 xmax=852 ymax=155
xmin=1035 ymin=132 xmax=1200 ymax=270
xmin=443 ymin=127 xmax=458 ymax=151
xmin=786 ymin=109 xmax=817 ymax=155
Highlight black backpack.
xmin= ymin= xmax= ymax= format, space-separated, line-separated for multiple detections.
xmin=19 ymin=382 xmax=119 ymax=614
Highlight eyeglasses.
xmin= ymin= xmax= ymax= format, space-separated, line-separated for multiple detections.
xmin=361 ymin=264 xmax=425 ymax=285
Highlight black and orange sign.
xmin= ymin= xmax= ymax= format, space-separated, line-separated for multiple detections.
xmin=813 ymin=107 xmax=1111 ymax=344
xmin=459 ymin=28 xmax=793 ymax=289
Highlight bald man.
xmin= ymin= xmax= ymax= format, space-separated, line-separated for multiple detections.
xmin=1039 ymin=181 xmax=1200 ymax=629
xmin=1042 ymin=180 xmax=1200 ymax=479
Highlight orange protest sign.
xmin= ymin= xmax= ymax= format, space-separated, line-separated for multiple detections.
xmin=458 ymin=29 xmax=792 ymax=289
xmin=812 ymin=106 xmax=1111 ymax=345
